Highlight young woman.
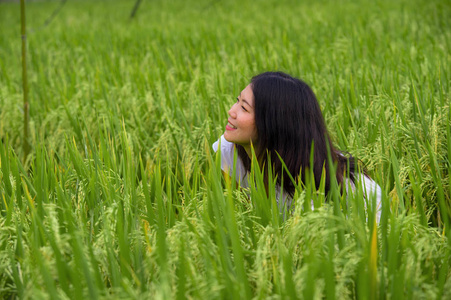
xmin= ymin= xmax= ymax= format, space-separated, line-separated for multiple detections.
xmin=213 ymin=72 xmax=382 ymax=220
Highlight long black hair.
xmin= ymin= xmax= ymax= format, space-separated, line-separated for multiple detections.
xmin=236 ymin=72 xmax=359 ymax=197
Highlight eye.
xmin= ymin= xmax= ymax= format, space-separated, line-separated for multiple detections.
xmin=236 ymin=97 xmax=249 ymax=112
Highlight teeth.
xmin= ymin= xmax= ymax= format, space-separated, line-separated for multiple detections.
xmin=228 ymin=122 xmax=237 ymax=129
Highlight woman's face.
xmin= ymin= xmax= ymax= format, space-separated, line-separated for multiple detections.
xmin=224 ymin=84 xmax=258 ymax=151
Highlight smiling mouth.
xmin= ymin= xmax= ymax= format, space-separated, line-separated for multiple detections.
xmin=227 ymin=121 xmax=237 ymax=129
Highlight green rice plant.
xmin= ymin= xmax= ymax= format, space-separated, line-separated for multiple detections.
xmin=18 ymin=0 xmax=31 ymax=160
xmin=0 ymin=0 xmax=450 ymax=298
xmin=1 ymin=130 xmax=451 ymax=298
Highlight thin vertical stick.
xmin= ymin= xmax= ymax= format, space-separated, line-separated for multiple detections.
xmin=20 ymin=0 xmax=30 ymax=161
xmin=129 ymin=0 xmax=143 ymax=19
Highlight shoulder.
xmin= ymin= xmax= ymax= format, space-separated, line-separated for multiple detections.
xmin=212 ymin=135 xmax=248 ymax=186
xmin=212 ymin=134 xmax=234 ymax=154
xmin=347 ymin=173 xmax=381 ymax=197
xmin=355 ymin=174 xmax=382 ymax=221
xmin=359 ymin=174 xmax=381 ymax=196
xmin=212 ymin=134 xmax=236 ymax=172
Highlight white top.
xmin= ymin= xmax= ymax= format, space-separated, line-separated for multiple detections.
xmin=213 ymin=135 xmax=382 ymax=221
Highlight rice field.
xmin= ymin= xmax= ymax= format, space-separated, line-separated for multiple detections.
xmin=0 ymin=0 xmax=450 ymax=298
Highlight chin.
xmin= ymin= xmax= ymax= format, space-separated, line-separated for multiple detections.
xmin=223 ymin=132 xmax=233 ymax=143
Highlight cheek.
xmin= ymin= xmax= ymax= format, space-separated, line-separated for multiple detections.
xmin=248 ymin=119 xmax=257 ymax=135
xmin=244 ymin=117 xmax=255 ymax=130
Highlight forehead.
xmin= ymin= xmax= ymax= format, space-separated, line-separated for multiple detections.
xmin=240 ymin=84 xmax=254 ymax=105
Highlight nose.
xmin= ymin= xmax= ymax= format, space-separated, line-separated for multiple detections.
xmin=228 ymin=103 xmax=237 ymax=118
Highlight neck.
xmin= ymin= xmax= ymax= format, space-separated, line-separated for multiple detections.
xmin=243 ymin=142 xmax=257 ymax=160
